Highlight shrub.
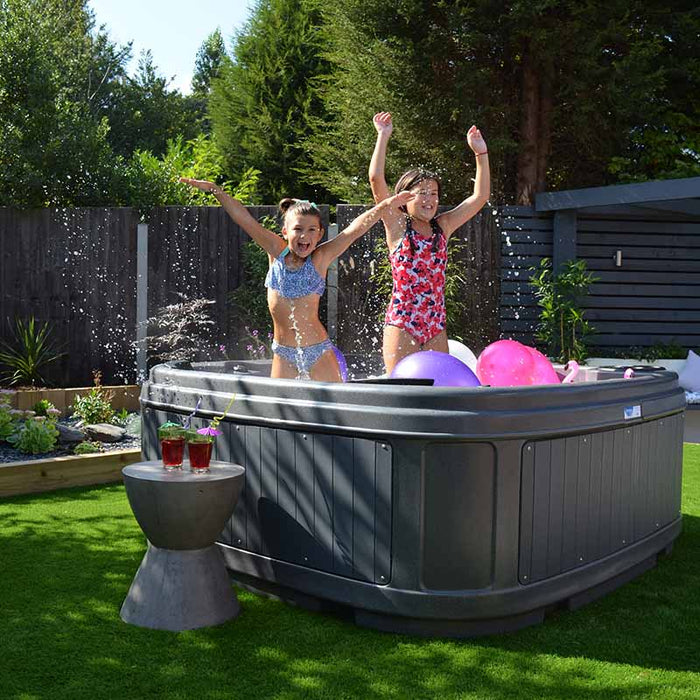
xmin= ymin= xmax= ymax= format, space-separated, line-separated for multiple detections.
xmin=74 ymin=441 xmax=102 ymax=455
xmin=8 ymin=416 xmax=59 ymax=455
xmin=33 ymin=399 xmax=56 ymax=417
xmin=0 ymin=391 xmax=18 ymax=442
xmin=72 ymin=371 xmax=115 ymax=424
xmin=529 ymin=258 xmax=598 ymax=363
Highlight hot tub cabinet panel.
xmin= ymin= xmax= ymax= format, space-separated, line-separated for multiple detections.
xmin=140 ymin=362 xmax=685 ymax=636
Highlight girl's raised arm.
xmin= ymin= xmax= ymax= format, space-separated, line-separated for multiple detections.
xmin=179 ymin=178 xmax=286 ymax=258
xmin=314 ymin=192 xmax=415 ymax=272
xmin=368 ymin=112 xmax=393 ymax=204
xmin=436 ymin=126 xmax=491 ymax=238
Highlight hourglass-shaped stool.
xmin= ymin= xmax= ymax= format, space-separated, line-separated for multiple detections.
xmin=120 ymin=461 xmax=245 ymax=631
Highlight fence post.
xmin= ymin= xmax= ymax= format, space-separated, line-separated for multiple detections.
xmin=326 ymin=223 xmax=338 ymax=343
xmin=552 ymin=209 xmax=577 ymax=273
xmin=136 ymin=222 xmax=148 ymax=382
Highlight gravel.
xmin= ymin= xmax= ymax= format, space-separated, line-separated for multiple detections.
xmin=0 ymin=416 xmax=142 ymax=464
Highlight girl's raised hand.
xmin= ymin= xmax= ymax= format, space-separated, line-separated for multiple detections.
xmin=467 ymin=125 xmax=487 ymax=155
xmin=373 ymin=112 xmax=393 ymax=137
xmin=387 ymin=190 xmax=415 ymax=209
xmin=179 ymin=177 xmax=217 ymax=193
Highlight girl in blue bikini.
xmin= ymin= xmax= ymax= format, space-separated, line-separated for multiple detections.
xmin=180 ymin=177 xmax=413 ymax=382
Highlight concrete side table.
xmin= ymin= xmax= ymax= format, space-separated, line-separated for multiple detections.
xmin=120 ymin=460 xmax=245 ymax=631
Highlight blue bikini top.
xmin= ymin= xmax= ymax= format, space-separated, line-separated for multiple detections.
xmin=264 ymin=247 xmax=325 ymax=298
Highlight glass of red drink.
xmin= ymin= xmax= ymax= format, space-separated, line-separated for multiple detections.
xmin=186 ymin=430 xmax=214 ymax=473
xmin=158 ymin=423 xmax=186 ymax=470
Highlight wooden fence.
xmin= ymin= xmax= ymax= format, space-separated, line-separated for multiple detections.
xmin=1 ymin=201 xmax=697 ymax=387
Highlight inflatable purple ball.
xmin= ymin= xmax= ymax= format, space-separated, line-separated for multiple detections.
xmin=333 ymin=345 xmax=348 ymax=382
xmin=390 ymin=351 xmax=481 ymax=387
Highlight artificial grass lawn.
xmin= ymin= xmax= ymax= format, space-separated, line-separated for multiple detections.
xmin=1 ymin=448 xmax=699 ymax=700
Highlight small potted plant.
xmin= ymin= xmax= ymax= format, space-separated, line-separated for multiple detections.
xmin=186 ymin=394 xmax=237 ymax=474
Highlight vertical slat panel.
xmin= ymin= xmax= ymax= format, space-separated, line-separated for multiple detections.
xmin=313 ymin=434 xmax=334 ymax=573
xmin=244 ymin=426 xmax=262 ymax=553
xmin=294 ymin=431 xmax=315 ymax=538
xmin=331 ymin=436 xmax=354 ymax=577
xmin=352 ymin=438 xmax=376 ymax=581
xmin=619 ymin=427 xmax=635 ymax=548
xmin=587 ymin=431 xmax=604 ymax=560
xmin=277 ymin=430 xmax=296 ymax=521
xmin=546 ymin=439 xmax=565 ymax=577
xmin=561 ymin=436 xmax=579 ymax=571
xmin=531 ymin=441 xmax=551 ymax=581
xmin=227 ymin=424 xmax=247 ymax=549
xmin=518 ymin=443 xmax=535 ymax=583
xmin=374 ymin=442 xmax=392 ymax=584
xmin=575 ymin=434 xmax=591 ymax=565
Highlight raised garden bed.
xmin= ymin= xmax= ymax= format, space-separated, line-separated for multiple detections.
xmin=0 ymin=448 xmax=142 ymax=497
xmin=6 ymin=385 xmax=140 ymax=417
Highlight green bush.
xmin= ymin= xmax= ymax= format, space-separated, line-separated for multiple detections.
xmin=74 ymin=441 xmax=102 ymax=455
xmin=72 ymin=371 xmax=115 ymax=425
xmin=32 ymin=399 xmax=56 ymax=417
xmin=0 ymin=391 xmax=18 ymax=442
xmin=529 ymin=258 xmax=598 ymax=363
xmin=8 ymin=417 xmax=59 ymax=455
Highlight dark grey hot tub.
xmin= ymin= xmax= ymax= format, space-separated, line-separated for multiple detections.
xmin=140 ymin=360 xmax=686 ymax=636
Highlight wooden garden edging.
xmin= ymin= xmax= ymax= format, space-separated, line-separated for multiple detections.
xmin=0 ymin=448 xmax=141 ymax=498
xmin=8 ymin=385 xmax=141 ymax=417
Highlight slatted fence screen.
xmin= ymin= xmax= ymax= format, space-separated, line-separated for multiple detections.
xmin=499 ymin=205 xmax=700 ymax=351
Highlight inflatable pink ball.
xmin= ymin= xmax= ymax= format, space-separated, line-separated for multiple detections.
xmin=526 ymin=346 xmax=561 ymax=385
xmin=390 ymin=351 xmax=481 ymax=387
xmin=476 ymin=340 xmax=535 ymax=387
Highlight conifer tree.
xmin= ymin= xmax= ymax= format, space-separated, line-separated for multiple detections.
xmin=208 ymin=0 xmax=332 ymax=202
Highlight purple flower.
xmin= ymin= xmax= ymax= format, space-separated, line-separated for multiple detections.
xmin=246 ymin=344 xmax=253 ymax=352
xmin=197 ymin=426 xmax=222 ymax=437
xmin=252 ymin=329 xmax=259 ymax=337
xmin=219 ymin=344 xmax=226 ymax=353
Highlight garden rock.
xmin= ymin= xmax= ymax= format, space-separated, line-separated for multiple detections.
xmin=57 ymin=424 xmax=86 ymax=445
xmin=84 ymin=423 xmax=125 ymax=443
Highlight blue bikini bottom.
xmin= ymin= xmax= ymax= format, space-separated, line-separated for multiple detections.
xmin=271 ymin=339 xmax=334 ymax=375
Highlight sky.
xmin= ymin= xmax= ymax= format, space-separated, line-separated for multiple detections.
xmin=88 ymin=0 xmax=258 ymax=94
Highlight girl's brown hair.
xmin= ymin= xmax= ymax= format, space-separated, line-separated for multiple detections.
xmin=394 ymin=169 xmax=442 ymax=198
xmin=278 ymin=198 xmax=323 ymax=227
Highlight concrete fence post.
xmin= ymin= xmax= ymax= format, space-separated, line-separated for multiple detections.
xmin=136 ymin=222 xmax=148 ymax=382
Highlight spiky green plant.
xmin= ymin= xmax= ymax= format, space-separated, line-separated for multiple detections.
xmin=0 ymin=317 xmax=65 ymax=387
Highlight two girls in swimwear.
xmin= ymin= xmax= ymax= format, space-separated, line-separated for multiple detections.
xmin=369 ymin=112 xmax=490 ymax=373
xmin=179 ymin=177 xmax=413 ymax=382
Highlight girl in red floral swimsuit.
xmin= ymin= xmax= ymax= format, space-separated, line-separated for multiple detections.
xmin=369 ymin=112 xmax=491 ymax=374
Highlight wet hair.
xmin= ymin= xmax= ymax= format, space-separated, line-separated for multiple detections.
xmin=278 ymin=198 xmax=323 ymax=228
xmin=394 ymin=169 xmax=442 ymax=198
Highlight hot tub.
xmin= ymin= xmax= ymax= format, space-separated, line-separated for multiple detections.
xmin=140 ymin=360 xmax=686 ymax=636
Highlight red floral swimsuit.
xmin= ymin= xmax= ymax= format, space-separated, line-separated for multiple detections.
xmin=384 ymin=216 xmax=447 ymax=345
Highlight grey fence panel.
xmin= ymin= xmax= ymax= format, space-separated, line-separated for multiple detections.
xmin=498 ymin=205 xmax=552 ymax=347
xmin=498 ymin=204 xmax=700 ymax=351
xmin=577 ymin=211 xmax=700 ymax=350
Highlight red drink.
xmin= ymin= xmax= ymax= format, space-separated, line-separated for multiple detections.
xmin=161 ymin=437 xmax=185 ymax=469
xmin=188 ymin=440 xmax=213 ymax=472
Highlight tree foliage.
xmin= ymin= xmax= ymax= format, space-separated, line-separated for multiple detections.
xmin=208 ymin=0 xmax=333 ymax=202
xmin=0 ymin=0 xmax=127 ymax=206
xmin=304 ymin=1 xmax=700 ymax=204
